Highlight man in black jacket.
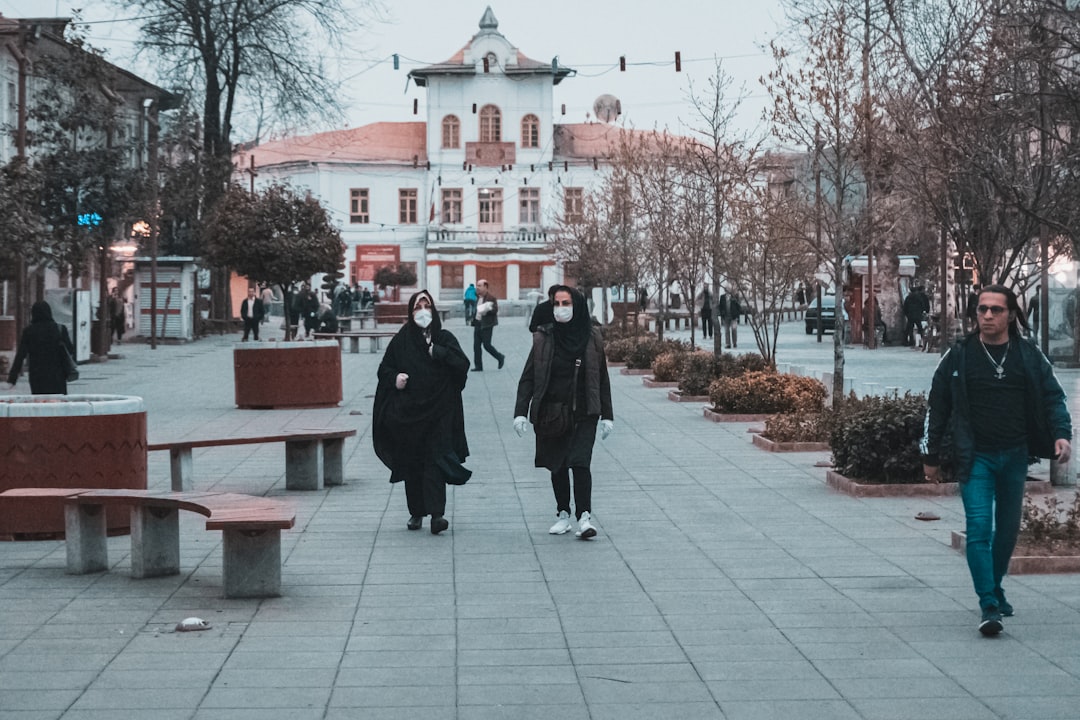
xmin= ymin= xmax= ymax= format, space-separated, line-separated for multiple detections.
xmin=240 ymin=287 xmax=265 ymax=341
xmin=921 ymin=284 xmax=1071 ymax=637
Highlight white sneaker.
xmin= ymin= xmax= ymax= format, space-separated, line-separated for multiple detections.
xmin=549 ymin=511 xmax=573 ymax=535
xmin=576 ymin=511 xmax=597 ymax=539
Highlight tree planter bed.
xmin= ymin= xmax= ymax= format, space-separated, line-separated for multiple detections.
xmin=0 ymin=395 xmax=147 ymax=539
xmin=703 ymin=408 xmax=772 ymax=423
xmin=826 ymin=469 xmax=1053 ymax=498
xmin=620 ymin=367 xmax=651 ymax=376
xmin=752 ymin=434 xmax=830 ymax=452
xmin=669 ymin=390 xmax=710 ymax=403
xmin=951 ymin=531 xmax=1080 ymax=574
xmin=642 ymin=376 xmax=678 ymax=388
xmin=234 ymin=341 xmax=342 ymax=409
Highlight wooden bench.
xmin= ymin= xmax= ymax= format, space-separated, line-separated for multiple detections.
xmin=148 ymin=428 xmax=357 ymax=492
xmin=0 ymin=488 xmax=295 ymax=598
xmin=312 ymin=330 xmax=397 ymax=353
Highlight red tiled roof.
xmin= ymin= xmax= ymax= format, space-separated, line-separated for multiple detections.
xmin=553 ymin=123 xmax=682 ymax=159
xmin=237 ymin=122 xmax=427 ymax=168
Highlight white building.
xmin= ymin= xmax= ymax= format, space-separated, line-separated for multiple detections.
xmin=234 ymin=7 xmax=634 ymax=306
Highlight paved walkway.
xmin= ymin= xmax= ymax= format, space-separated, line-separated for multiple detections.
xmin=2 ymin=319 xmax=1080 ymax=720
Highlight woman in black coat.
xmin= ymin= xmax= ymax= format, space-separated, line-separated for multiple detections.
xmin=373 ymin=290 xmax=471 ymax=534
xmin=5 ymin=301 xmax=74 ymax=395
xmin=514 ymin=286 xmax=614 ymax=539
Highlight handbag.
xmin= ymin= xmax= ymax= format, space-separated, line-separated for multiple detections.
xmin=59 ymin=341 xmax=79 ymax=382
xmin=533 ymin=358 xmax=580 ymax=438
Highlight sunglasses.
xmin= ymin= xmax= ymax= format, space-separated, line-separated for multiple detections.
xmin=977 ymin=304 xmax=1008 ymax=316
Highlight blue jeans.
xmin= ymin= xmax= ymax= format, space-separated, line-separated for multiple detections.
xmin=960 ymin=446 xmax=1028 ymax=610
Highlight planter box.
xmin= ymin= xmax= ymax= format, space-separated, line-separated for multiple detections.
xmin=703 ymin=408 xmax=772 ymax=423
xmin=669 ymin=390 xmax=710 ymax=403
xmin=643 ymin=376 xmax=679 ymax=388
xmin=620 ymin=367 xmax=651 ymax=376
xmin=826 ymin=469 xmax=1053 ymax=498
xmin=752 ymin=434 xmax=830 ymax=452
xmin=951 ymin=531 xmax=1080 ymax=574
xmin=0 ymin=395 xmax=147 ymax=539
xmin=234 ymin=341 xmax=342 ymax=409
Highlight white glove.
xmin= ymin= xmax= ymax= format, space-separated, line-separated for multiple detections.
xmin=513 ymin=416 xmax=528 ymax=437
xmin=600 ymin=419 xmax=614 ymax=440
xmin=395 ymin=373 xmax=408 ymax=390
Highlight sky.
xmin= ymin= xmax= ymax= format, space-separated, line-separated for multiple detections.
xmin=1 ymin=0 xmax=791 ymax=142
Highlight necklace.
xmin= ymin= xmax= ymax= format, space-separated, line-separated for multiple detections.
xmin=979 ymin=339 xmax=1009 ymax=380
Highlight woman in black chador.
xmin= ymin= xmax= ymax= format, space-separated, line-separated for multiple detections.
xmin=5 ymin=301 xmax=74 ymax=395
xmin=514 ymin=286 xmax=614 ymax=539
xmin=373 ymin=290 xmax=471 ymax=534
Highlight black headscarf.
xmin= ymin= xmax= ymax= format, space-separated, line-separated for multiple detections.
xmin=552 ymin=286 xmax=592 ymax=360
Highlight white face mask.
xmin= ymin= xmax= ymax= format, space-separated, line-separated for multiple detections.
xmin=553 ymin=306 xmax=573 ymax=323
xmin=413 ymin=308 xmax=433 ymax=328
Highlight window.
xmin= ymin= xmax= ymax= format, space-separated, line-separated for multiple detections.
xmin=519 ymin=187 xmax=540 ymax=225
xmin=564 ymin=187 xmax=584 ymax=223
xmin=350 ymin=189 xmax=369 ymax=224
xmin=441 ymin=188 xmax=462 ymax=224
xmin=519 ymin=262 xmax=543 ymax=290
xmin=478 ymin=188 xmax=503 ymax=225
xmin=521 ymin=114 xmax=540 ymax=148
xmin=399 ymin=189 xmax=417 ymax=224
xmin=441 ymin=263 xmax=464 ymax=289
xmin=441 ymin=115 xmax=460 ymax=149
xmin=479 ymin=104 xmax=501 ymax=142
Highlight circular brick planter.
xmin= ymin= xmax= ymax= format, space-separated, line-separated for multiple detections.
xmin=234 ymin=341 xmax=342 ymax=409
xmin=0 ymin=395 xmax=147 ymax=539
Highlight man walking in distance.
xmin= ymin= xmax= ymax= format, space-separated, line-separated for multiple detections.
xmin=718 ymin=289 xmax=740 ymax=349
xmin=921 ymin=284 xmax=1071 ymax=637
xmin=472 ymin=279 xmax=505 ymax=372
xmin=240 ymin=286 xmax=265 ymax=341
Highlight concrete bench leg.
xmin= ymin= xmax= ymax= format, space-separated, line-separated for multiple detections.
xmin=221 ymin=528 xmax=281 ymax=598
xmin=349 ymin=337 xmax=360 ymax=354
xmin=369 ymin=336 xmax=380 ymax=353
xmin=170 ymin=447 xmax=193 ymax=491
xmin=130 ymin=505 xmax=181 ymax=578
xmin=64 ymin=503 xmax=108 ymax=574
xmin=323 ymin=438 xmax=345 ymax=487
xmin=285 ymin=439 xmax=324 ymax=491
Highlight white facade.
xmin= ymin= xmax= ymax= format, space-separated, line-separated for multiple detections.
xmin=234 ymin=7 xmax=621 ymax=305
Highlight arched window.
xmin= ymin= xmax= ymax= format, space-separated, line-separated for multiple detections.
xmin=479 ymin=104 xmax=501 ymax=142
xmin=441 ymin=115 xmax=460 ymax=149
xmin=521 ymin=114 xmax=540 ymax=148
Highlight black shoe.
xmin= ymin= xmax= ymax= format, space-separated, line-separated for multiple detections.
xmin=994 ymin=589 xmax=1014 ymax=617
xmin=407 ymin=516 xmax=422 ymax=531
xmin=471 ymin=368 xmax=483 ymax=372
xmin=498 ymin=356 xmax=505 ymax=369
xmin=431 ymin=516 xmax=449 ymax=535
xmin=979 ymin=606 xmax=1003 ymax=636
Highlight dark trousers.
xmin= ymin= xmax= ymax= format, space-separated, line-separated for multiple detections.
xmin=551 ymin=466 xmax=592 ymax=519
xmin=473 ymin=325 xmax=503 ymax=369
xmin=111 ymin=316 xmax=124 ymax=341
xmin=701 ymin=310 xmax=713 ymax=338
xmin=242 ymin=317 xmax=260 ymax=341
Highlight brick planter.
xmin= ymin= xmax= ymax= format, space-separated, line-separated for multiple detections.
xmin=703 ymin=408 xmax=772 ymax=423
xmin=826 ymin=469 xmax=1053 ymax=498
xmin=752 ymin=434 xmax=830 ymax=452
xmin=234 ymin=341 xmax=342 ymax=409
xmin=620 ymin=367 xmax=650 ymax=376
xmin=0 ymin=395 xmax=146 ymax=539
xmin=951 ymin=531 xmax=1080 ymax=574
xmin=668 ymin=390 xmax=710 ymax=403
xmin=643 ymin=376 xmax=678 ymax=388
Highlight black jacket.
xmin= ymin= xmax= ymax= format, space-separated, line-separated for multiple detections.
xmin=515 ymin=323 xmax=613 ymax=423
xmin=921 ymin=333 xmax=1071 ymax=482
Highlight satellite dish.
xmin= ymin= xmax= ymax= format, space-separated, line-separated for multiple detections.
xmin=593 ymin=94 xmax=621 ymax=123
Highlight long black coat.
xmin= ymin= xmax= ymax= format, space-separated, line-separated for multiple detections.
xmin=373 ymin=322 xmax=471 ymax=484
xmin=8 ymin=310 xmax=74 ymax=395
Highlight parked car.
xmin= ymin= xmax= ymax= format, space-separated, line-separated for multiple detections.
xmin=805 ymin=294 xmax=840 ymax=334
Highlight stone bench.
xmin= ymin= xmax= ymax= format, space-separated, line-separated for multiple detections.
xmin=313 ymin=330 xmax=397 ymax=353
xmin=0 ymin=488 xmax=295 ymax=598
xmin=148 ymin=428 xmax=356 ymax=491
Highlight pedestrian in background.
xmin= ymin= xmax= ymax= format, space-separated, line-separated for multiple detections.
xmin=718 ymin=290 xmax=740 ymax=349
xmin=463 ymin=283 xmax=478 ymax=326
xmin=240 ymin=286 xmax=265 ymax=341
xmin=514 ymin=286 xmax=613 ymax=539
xmin=471 ymin=279 xmax=505 ymax=371
xmin=373 ymin=290 xmax=471 ymax=534
xmin=4 ymin=301 xmax=75 ymax=395
xmin=921 ymin=284 xmax=1071 ymax=637
xmin=699 ymin=285 xmax=713 ymax=339
xmin=108 ymin=287 xmax=125 ymax=343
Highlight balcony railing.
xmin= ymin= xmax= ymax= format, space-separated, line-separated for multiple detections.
xmin=429 ymin=228 xmax=551 ymax=245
